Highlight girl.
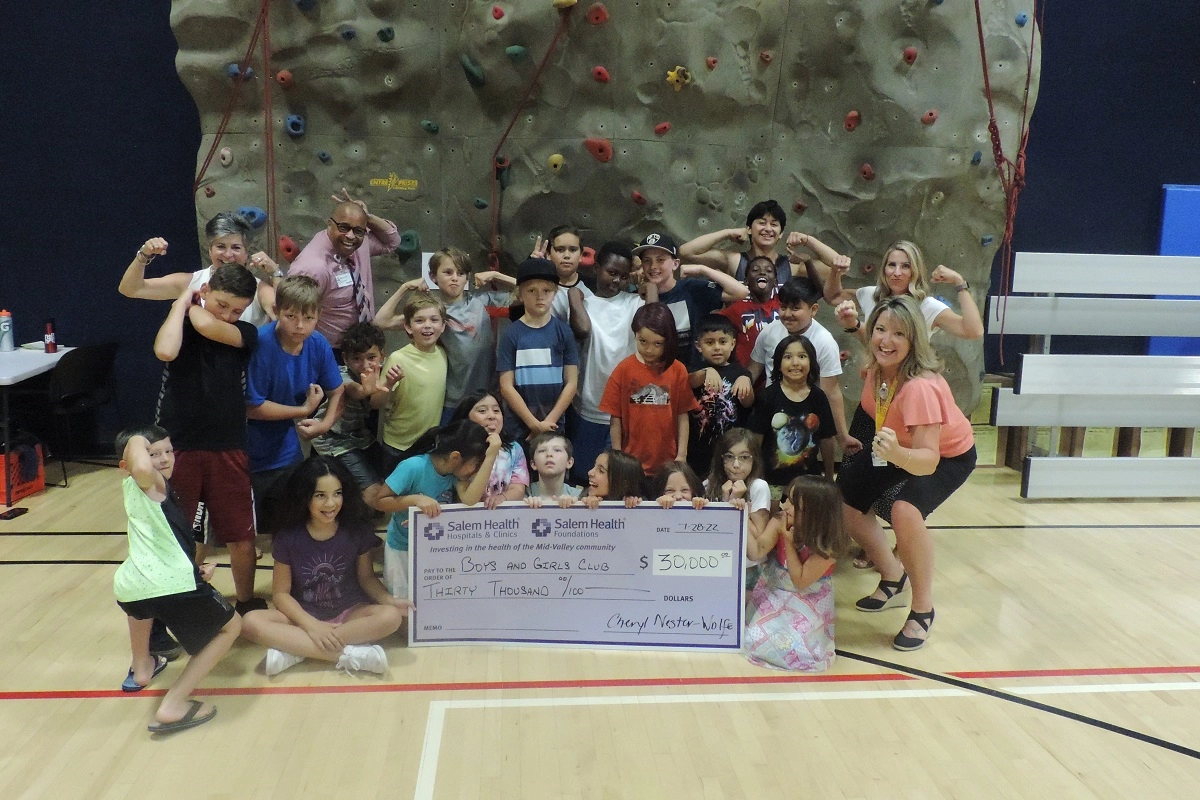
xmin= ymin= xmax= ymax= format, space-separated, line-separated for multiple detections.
xmin=372 ymin=420 xmax=500 ymax=598
xmin=651 ymin=461 xmax=706 ymax=509
xmin=744 ymin=475 xmax=849 ymax=672
xmin=704 ymin=429 xmax=771 ymax=539
xmin=580 ymin=449 xmax=644 ymax=509
xmin=449 ymin=390 xmax=529 ymax=509
xmin=749 ymin=334 xmax=837 ymax=485
xmin=240 ymin=456 xmax=408 ymax=677
xmin=599 ymin=302 xmax=699 ymax=477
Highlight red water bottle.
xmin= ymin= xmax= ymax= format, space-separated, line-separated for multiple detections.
xmin=44 ymin=319 xmax=57 ymax=353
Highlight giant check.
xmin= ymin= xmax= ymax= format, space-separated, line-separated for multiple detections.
xmin=408 ymin=502 xmax=745 ymax=651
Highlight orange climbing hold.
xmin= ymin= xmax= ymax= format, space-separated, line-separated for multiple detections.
xmin=592 ymin=66 xmax=610 ymax=83
xmin=278 ymin=236 xmax=300 ymax=263
xmin=859 ymin=163 xmax=876 ymax=181
xmin=204 ymin=187 xmax=216 ymax=198
xmin=275 ymin=70 xmax=293 ymax=89
xmin=586 ymin=2 xmax=608 ymax=24
xmin=584 ymin=136 xmax=613 ymax=163
xmin=844 ymin=110 xmax=861 ymax=131
xmin=581 ymin=246 xmax=596 ymax=267
xmin=654 ymin=122 xmax=671 ymax=136
xmin=922 ymin=109 xmax=938 ymax=125
xmin=759 ymin=50 xmax=773 ymax=64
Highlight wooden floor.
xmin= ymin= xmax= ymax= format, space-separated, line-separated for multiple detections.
xmin=3 ymin=463 xmax=1200 ymax=798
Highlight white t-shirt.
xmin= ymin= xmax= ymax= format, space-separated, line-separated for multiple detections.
xmin=575 ymin=290 xmax=643 ymax=423
xmin=856 ymin=286 xmax=949 ymax=335
xmin=189 ymin=266 xmax=270 ymax=327
xmin=551 ymin=280 xmax=594 ymax=323
xmin=750 ymin=318 xmax=842 ymax=385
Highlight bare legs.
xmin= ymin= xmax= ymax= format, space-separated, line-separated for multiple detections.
xmin=240 ymin=605 xmax=403 ymax=661
xmin=128 ymin=613 xmax=242 ymax=725
xmin=844 ymin=499 xmax=935 ymax=644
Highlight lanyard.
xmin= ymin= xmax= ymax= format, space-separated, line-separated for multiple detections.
xmin=874 ymin=374 xmax=898 ymax=433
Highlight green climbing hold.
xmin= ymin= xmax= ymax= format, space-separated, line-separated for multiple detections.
xmin=473 ymin=198 xmax=489 ymax=209
xmin=505 ymin=45 xmax=528 ymax=61
xmin=377 ymin=27 xmax=395 ymax=42
xmin=398 ymin=229 xmax=421 ymax=254
xmin=421 ymin=119 xmax=439 ymax=134
xmin=460 ymin=54 xmax=486 ymax=87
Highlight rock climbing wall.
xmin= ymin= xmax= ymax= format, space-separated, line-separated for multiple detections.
xmin=174 ymin=0 xmax=1039 ymax=411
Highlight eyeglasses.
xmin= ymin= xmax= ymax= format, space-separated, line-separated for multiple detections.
xmin=329 ymin=219 xmax=368 ymax=238
xmin=722 ymin=453 xmax=753 ymax=464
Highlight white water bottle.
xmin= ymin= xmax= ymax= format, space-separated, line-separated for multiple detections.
xmin=0 ymin=310 xmax=14 ymax=352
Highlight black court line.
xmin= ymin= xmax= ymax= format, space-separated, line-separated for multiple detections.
xmin=837 ymin=649 xmax=1200 ymax=761
xmin=0 ymin=560 xmax=274 ymax=571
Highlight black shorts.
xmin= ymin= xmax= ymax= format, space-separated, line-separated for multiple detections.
xmin=838 ymin=445 xmax=977 ymax=519
xmin=335 ymin=444 xmax=386 ymax=491
xmin=118 ymin=583 xmax=235 ymax=656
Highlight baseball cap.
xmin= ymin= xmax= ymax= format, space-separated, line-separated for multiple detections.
xmin=632 ymin=233 xmax=678 ymax=257
xmin=515 ymin=257 xmax=560 ymax=286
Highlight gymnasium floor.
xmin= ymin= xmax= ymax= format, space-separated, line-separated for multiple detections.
xmin=2 ymin=464 xmax=1198 ymax=798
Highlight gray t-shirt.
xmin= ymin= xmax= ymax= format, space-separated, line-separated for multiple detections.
xmin=441 ymin=289 xmax=511 ymax=409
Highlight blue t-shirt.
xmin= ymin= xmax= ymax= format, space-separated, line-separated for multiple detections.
xmin=384 ymin=454 xmax=456 ymax=551
xmin=495 ymin=317 xmax=580 ymax=440
xmin=245 ymin=322 xmax=342 ymax=472
xmin=659 ymin=278 xmax=723 ymax=369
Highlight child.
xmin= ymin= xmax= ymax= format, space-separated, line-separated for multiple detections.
xmin=569 ymin=241 xmax=647 ymax=485
xmin=580 ymin=449 xmax=644 ymax=509
xmin=704 ymin=428 xmax=771 ymax=540
xmin=496 ymin=258 xmax=581 ymax=444
xmin=678 ymin=199 xmax=824 ymax=287
xmin=376 ymin=247 xmax=512 ymax=424
xmin=240 ymin=456 xmax=407 ymax=677
xmin=599 ymin=302 xmax=699 ymax=476
xmin=750 ymin=334 xmax=837 ymax=484
xmin=449 ymin=390 xmax=530 ymax=508
xmin=113 ymin=427 xmax=240 ymax=734
xmin=246 ymin=275 xmax=346 ymax=535
xmin=311 ymin=321 xmax=400 ymax=500
xmin=744 ymin=475 xmax=849 ymax=672
xmin=527 ymin=431 xmax=581 ymax=501
xmin=651 ymin=461 xmax=707 ymax=509
xmin=373 ymin=421 xmax=499 ymax=599
xmin=154 ymin=263 xmax=262 ymax=615
xmin=715 ymin=255 xmax=780 ymax=367
xmin=380 ymin=295 xmax=449 ymax=467
xmin=687 ymin=314 xmax=754 ymax=477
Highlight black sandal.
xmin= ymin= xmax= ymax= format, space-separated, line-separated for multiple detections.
xmin=855 ymin=572 xmax=909 ymax=612
xmin=892 ymin=608 xmax=934 ymax=651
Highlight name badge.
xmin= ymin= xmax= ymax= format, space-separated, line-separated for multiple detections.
xmin=872 ymin=453 xmax=888 ymax=468
xmin=334 ymin=268 xmax=354 ymax=288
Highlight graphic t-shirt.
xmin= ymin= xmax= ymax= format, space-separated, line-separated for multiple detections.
xmin=272 ymin=523 xmax=378 ymax=621
xmin=658 ymin=278 xmax=723 ymax=369
xmin=599 ymin=355 xmax=699 ymax=475
xmin=687 ymin=362 xmax=752 ymax=476
xmin=750 ymin=383 xmax=835 ymax=485
xmin=496 ymin=317 xmax=580 ymax=440
xmin=716 ymin=297 xmax=780 ymax=368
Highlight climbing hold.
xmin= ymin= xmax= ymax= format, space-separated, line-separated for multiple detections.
xmin=653 ymin=122 xmax=671 ymax=136
xmin=473 ymin=198 xmax=489 ymax=209
xmin=278 ymin=236 xmax=300 ymax=263
xmin=931 ymin=0 xmax=944 ymax=5
xmin=226 ymin=63 xmax=243 ymax=79
xmin=460 ymin=53 xmax=486 ymax=88
xmin=204 ymin=187 xmax=216 ymax=198
xmin=631 ymin=190 xmax=648 ymax=206
xmin=285 ymin=114 xmax=306 ymax=137
xmin=581 ymin=246 xmax=596 ymax=267
xmin=219 ymin=147 xmax=233 ymax=167
xmin=275 ymin=69 xmax=293 ymax=89
xmin=592 ymin=66 xmax=610 ymax=83
xmin=377 ymin=27 xmax=395 ymax=42
xmin=902 ymin=47 xmax=918 ymax=65
xmin=981 ymin=235 xmax=995 ymax=247
xmin=971 ymin=150 xmax=983 ymax=165
xmin=338 ymin=24 xmax=357 ymax=40
xmin=421 ymin=119 xmax=439 ymax=134
xmin=237 ymin=206 xmax=268 ymax=228
xmin=759 ymin=50 xmax=773 ymax=65
xmin=317 ymin=150 xmax=332 ymax=164
xmin=505 ymin=45 xmax=528 ymax=60
xmin=492 ymin=5 xmax=504 ymax=20
xmin=921 ymin=109 xmax=938 ymax=125
xmin=552 ymin=0 xmax=578 ymax=8
xmin=584 ymin=137 xmax=613 ymax=163
xmin=665 ymin=66 xmax=692 ymax=92
xmin=839 ymin=349 xmax=850 ymax=363
xmin=1015 ymin=12 xmax=1029 ymax=26
xmin=706 ymin=56 xmax=718 ymax=70
xmin=398 ymin=230 xmax=421 ymax=254
xmin=548 ymin=153 xmax=564 ymax=172
xmin=861 ymin=262 xmax=875 ymax=275
xmin=793 ymin=201 xmax=807 ymax=214
xmin=844 ymin=110 xmax=861 ymax=131
xmin=859 ymin=163 xmax=876 ymax=181
xmin=586 ymin=3 xmax=608 ymax=24
xmin=294 ymin=0 xmax=317 ymax=10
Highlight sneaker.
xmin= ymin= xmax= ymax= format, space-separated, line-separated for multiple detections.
xmin=264 ymin=648 xmax=305 ymax=676
xmin=335 ymin=644 xmax=388 ymax=676
xmin=235 ymin=598 xmax=269 ymax=616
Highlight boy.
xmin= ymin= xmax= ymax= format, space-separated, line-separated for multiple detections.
xmin=311 ymin=321 xmax=400 ymax=500
xmin=678 ymin=199 xmax=828 ymax=287
xmin=715 ymin=254 xmax=780 ymax=368
xmin=114 ymin=426 xmax=241 ymax=734
xmin=154 ymin=263 xmax=261 ymax=615
xmin=380 ymin=295 xmax=448 ymax=467
xmin=376 ymin=247 xmax=511 ymax=424
xmin=528 ymin=431 xmax=581 ymax=500
xmin=246 ymin=276 xmax=345 ymax=533
xmin=496 ymin=258 xmax=581 ymax=444
xmin=687 ymin=314 xmax=754 ymax=476
xmin=749 ymin=277 xmax=856 ymax=455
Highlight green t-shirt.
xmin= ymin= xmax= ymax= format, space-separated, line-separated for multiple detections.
xmin=113 ymin=477 xmax=198 ymax=603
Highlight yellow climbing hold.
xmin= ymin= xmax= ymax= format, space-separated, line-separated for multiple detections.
xmin=547 ymin=153 xmax=565 ymax=173
xmin=666 ymin=65 xmax=692 ymax=92
xmin=552 ymin=0 xmax=577 ymax=8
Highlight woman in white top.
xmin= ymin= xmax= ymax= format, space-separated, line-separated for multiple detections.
xmin=118 ymin=212 xmax=278 ymax=326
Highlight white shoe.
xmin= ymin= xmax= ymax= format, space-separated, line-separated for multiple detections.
xmin=335 ymin=644 xmax=388 ymax=676
xmin=264 ymin=648 xmax=305 ymax=676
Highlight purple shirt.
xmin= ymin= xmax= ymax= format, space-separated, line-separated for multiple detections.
xmin=288 ymin=221 xmax=401 ymax=347
xmin=272 ymin=523 xmax=379 ymax=621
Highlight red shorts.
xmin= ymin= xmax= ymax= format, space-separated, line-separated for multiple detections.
xmin=172 ymin=449 xmax=256 ymax=544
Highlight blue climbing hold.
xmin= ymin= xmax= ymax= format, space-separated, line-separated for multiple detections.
xmin=378 ymin=27 xmax=395 ymax=42
xmin=398 ymin=230 xmax=421 ymax=254
xmin=473 ymin=198 xmax=489 ymax=210
xmin=286 ymin=115 xmax=306 ymax=137
xmin=226 ymin=63 xmax=242 ymax=79
xmin=505 ymin=45 xmax=528 ymax=61
xmin=981 ymin=235 xmax=994 ymax=247
xmin=931 ymin=0 xmax=943 ymax=5
xmin=461 ymin=53 xmax=486 ymax=87
xmin=971 ymin=150 xmax=983 ymax=165
xmin=421 ymin=119 xmax=439 ymax=134
xmin=294 ymin=0 xmax=317 ymax=10
xmin=237 ymin=206 xmax=268 ymax=229
xmin=317 ymin=151 xmax=332 ymax=164
xmin=339 ymin=24 xmax=357 ymax=40
xmin=1015 ymin=12 xmax=1029 ymax=26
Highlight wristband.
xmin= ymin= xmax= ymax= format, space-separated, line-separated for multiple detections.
xmin=954 ymin=281 xmax=970 ymax=292
xmin=843 ymin=322 xmax=861 ymax=333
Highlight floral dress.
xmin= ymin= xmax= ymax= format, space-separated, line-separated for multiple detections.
xmin=744 ymin=539 xmax=836 ymax=672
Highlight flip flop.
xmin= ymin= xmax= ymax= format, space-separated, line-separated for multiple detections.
xmin=147 ymin=700 xmax=217 ymax=735
xmin=121 ymin=655 xmax=169 ymax=693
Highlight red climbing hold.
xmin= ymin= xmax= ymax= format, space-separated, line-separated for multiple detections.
xmin=278 ymin=236 xmax=300 ymax=263
xmin=204 ymin=187 xmax=216 ymax=198
xmin=859 ymin=163 xmax=876 ymax=181
xmin=705 ymin=56 xmax=718 ymax=70
xmin=922 ymin=109 xmax=938 ymax=125
xmin=903 ymin=47 xmax=918 ymax=65
xmin=631 ymin=190 xmax=648 ymax=206
xmin=759 ymin=50 xmax=773 ymax=65
xmin=492 ymin=5 xmax=504 ymax=20
xmin=861 ymin=262 xmax=875 ymax=275
xmin=581 ymin=246 xmax=596 ymax=268
xmin=586 ymin=2 xmax=609 ymax=25
xmin=844 ymin=110 xmax=861 ymax=132
xmin=592 ymin=66 xmax=610 ymax=83
xmin=654 ymin=122 xmax=671 ymax=136
xmin=584 ymin=136 xmax=613 ymax=163
xmin=793 ymin=201 xmax=807 ymax=214
xmin=839 ymin=349 xmax=850 ymax=363
xmin=275 ymin=70 xmax=293 ymax=89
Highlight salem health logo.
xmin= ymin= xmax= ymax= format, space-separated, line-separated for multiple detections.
xmin=423 ymin=522 xmax=445 ymax=541
xmin=532 ymin=518 xmax=551 ymax=538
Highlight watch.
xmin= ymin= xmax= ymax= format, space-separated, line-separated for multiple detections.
xmin=954 ymin=281 xmax=970 ymax=292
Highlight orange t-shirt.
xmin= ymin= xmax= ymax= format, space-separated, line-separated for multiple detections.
xmin=599 ymin=356 xmax=700 ymax=475
xmin=860 ymin=373 xmax=974 ymax=458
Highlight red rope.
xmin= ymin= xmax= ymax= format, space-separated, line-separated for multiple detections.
xmin=260 ymin=0 xmax=278 ymax=260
